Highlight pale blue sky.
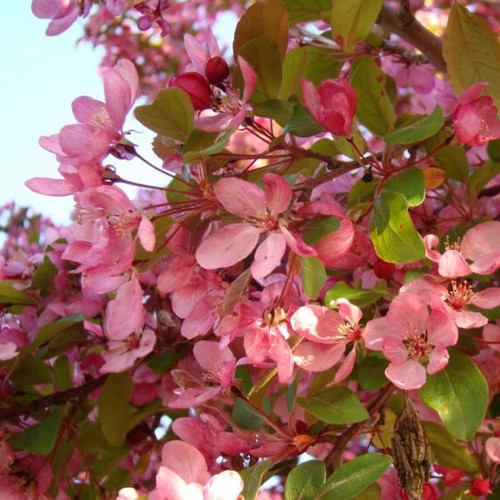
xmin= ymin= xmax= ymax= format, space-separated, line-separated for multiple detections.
xmin=0 ymin=5 xmax=236 ymax=227
xmin=0 ymin=3 xmax=105 ymax=224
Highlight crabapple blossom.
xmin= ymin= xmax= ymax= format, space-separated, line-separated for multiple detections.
xmin=364 ymin=294 xmax=458 ymax=390
xmin=301 ymin=77 xmax=357 ymax=136
xmin=453 ymin=82 xmax=500 ymax=146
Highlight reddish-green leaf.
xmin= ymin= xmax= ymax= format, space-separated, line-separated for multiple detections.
xmin=444 ymin=3 xmax=500 ymax=109
xmin=331 ymin=0 xmax=383 ymax=53
xmin=134 ymin=88 xmax=194 ymax=141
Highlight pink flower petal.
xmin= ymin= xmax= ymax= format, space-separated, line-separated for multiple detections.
xmin=385 ymin=360 xmax=427 ymax=390
xmin=427 ymin=308 xmax=458 ymax=348
xmin=104 ymin=277 xmax=144 ymax=340
xmin=214 ymin=177 xmax=266 ymax=218
xmin=438 ymin=250 xmax=472 ymax=278
xmin=333 ymin=348 xmax=356 ymax=384
xmin=203 ymin=470 xmax=244 ymax=500
xmin=483 ymin=323 xmax=500 ymax=352
xmin=161 ymin=441 xmax=210 ymax=485
xmin=138 ymin=216 xmax=156 ymax=252
xmin=486 ymin=437 xmax=500 ymax=463
xmin=363 ymin=317 xmax=392 ymax=351
xmin=195 ymin=223 xmax=261 ymax=270
xmin=251 ymin=233 xmax=286 ymax=279
xmin=293 ymin=341 xmax=345 ymax=372
xmin=263 ymin=174 xmax=292 ymax=215
xmin=427 ymin=343 xmax=449 ymax=375
xmin=25 ymin=177 xmax=74 ymax=196
xmin=387 ymin=294 xmax=428 ymax=339
xmin=382 ymin=336 xmax=408 ymax=364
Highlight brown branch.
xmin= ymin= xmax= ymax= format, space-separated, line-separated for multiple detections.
xmin=323 ymin=383 xmax=395 ymax=475
xmin=0 ymin=375 xmax=108 ymax=421
xmin=377 ymin=3 xmax=446 ymax=72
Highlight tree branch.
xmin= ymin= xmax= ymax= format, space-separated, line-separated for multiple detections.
xmin=323 ymin=383 xmax=395 ymax=475
xmin=0 ymin=375 xmax=108 ymax=421
xmin=377 ymin=3 xmax=446 ymax=72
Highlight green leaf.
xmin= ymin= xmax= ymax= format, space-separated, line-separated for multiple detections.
xmin=10 ymin=410 xmax=61 ymax=455
xmin=434 ymin=145 xmax=469 ymax=183
xmin=300 ymin=256 xmax=327 ymax=300
xmin=183 ymin=129 xmax=232 ymax=164
xmin=53 ymin=355 xmax=73 ymax=390
xmin=239 ymin=36 xmax=283 ymax=104
xmin=30 ymin=255 xmax=58 ymax=290
xmin=285 ymin=460 xmax=326 ymax=500
xmin=384 ymin=107 xmax=443 ymax=146
xmin=284 ymin=103 xmax=324 ymax=137
xmin=353 ymin=483 xmax=381 ymax=500
xmin=331 ymin=0 xmax=383 ymax=53
xmin=370 ymin=191 xmax=426 ymax=263
xmin=298 ymin=387 xmax=369 ymax=424
xmin=468 ymin=160 xmax=500 ymax=198
xmin=419 ymin=349 xmax=488 ymax=441
xmin=357 ymin=353 xmax=389 ymax=391
xmin=10 ymin=355 xmax=53 ymax=385
xmin=99 ymin=372 xmax=133 ymax=446
xmin=239 ymin=460 xmax=274 ymax=500
xmin=350 ymin=56 xmax=395 ymax=136
xmin=444 ymin=3 xmax=500 ymax=109
xmin=233 ymin=0 xmax=289 ymax=62
xmin=383 ymin=167 xmax=425 ymax=207
xmin=231 ymin=398 xmax=267 ymax=431
xmin=317 ymin=453 xmax=393 ymax=499
xmin=134 ymin=88 xmax=194 ymax=141
xmin=424 ymin=421 xmax=479 ymax=473
xmin=31 ymin=315 xmax=86 ymax=351
xmin=303 ymin=216 xmax=340 ymax=245
xmin=324 ymin=282 xmax=387 ymax=308
xmin=254 ymin=99 xmax=294 ymax=125
xmin=282 ymin=0 xmax=331 ymax=25
xmin=487 ymin=139 xmax=500 ymax=161
xmin=0 ymin=280 xmax=36 ymax=306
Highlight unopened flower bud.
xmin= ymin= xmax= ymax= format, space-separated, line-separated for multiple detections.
xmin=205 ymin=56 xmax=229 ymax=84
xmin=169 ymin=72 xmax=212 ymax=110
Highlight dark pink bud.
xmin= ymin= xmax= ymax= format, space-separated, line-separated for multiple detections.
xmin=169 ymin=72 xmax=212 ymax=110
xmin=470 ymin=478 xmax=490 ymax=496
xmin=205 ymin=56 xmax=229 ymax=84
xmin=301 ymin=77 xmax=357 ymax=137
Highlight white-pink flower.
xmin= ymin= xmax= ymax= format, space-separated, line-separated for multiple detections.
xmin=290 ymin=299 xmax=363 ymax=381
xmin=148 ymin=441 xmax=243 ymax=500
xmin=196 ymin=173 xmax=312 ymax=279
xmin=364 ymin=294 xmax=458 ymax=390
xmin=424 ymin=221 xmax=500 ymax=278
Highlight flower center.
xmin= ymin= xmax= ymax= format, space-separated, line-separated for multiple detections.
xmin=337 ymin=319 xmax=361 ymax=341
xmin=403 ymin=331 xmax=431 ymax=360
xmin=447 ymin=280 xmax=475 ymax=310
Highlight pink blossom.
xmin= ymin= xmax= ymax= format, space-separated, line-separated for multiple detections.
xmin=196 ymin=174 xmax=310 ymax=279
xmin=301 ymin=78 xmax=357 ymax=136
xmin=34 ymin=59 xmax=138 ymax=165
xmin=453 ymin=82 xmax=500 ymax=146
xmin=364 ymin=294 xmax=458 ymax=390
xmin=184 ymin=30 xmax=222 ymax=77
xmin=32 ymin=0 xmax=91 ymax=36
xmin=424 ymin=221 xmax=500 ymax=278
xmin=401 ymin=276 xmax=500 ymax=329
xmin=290 ymin=300 xmax=363 ymax=380
xmin=148 ymin=441 xmax=243 ymax=500
xmin=486 ymin=437 xmax=500 ymax=463
xmin=196 ymin=57 xmax=257 ymax=131
xmin=100 ymin=327 xmax=156 ymax=374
